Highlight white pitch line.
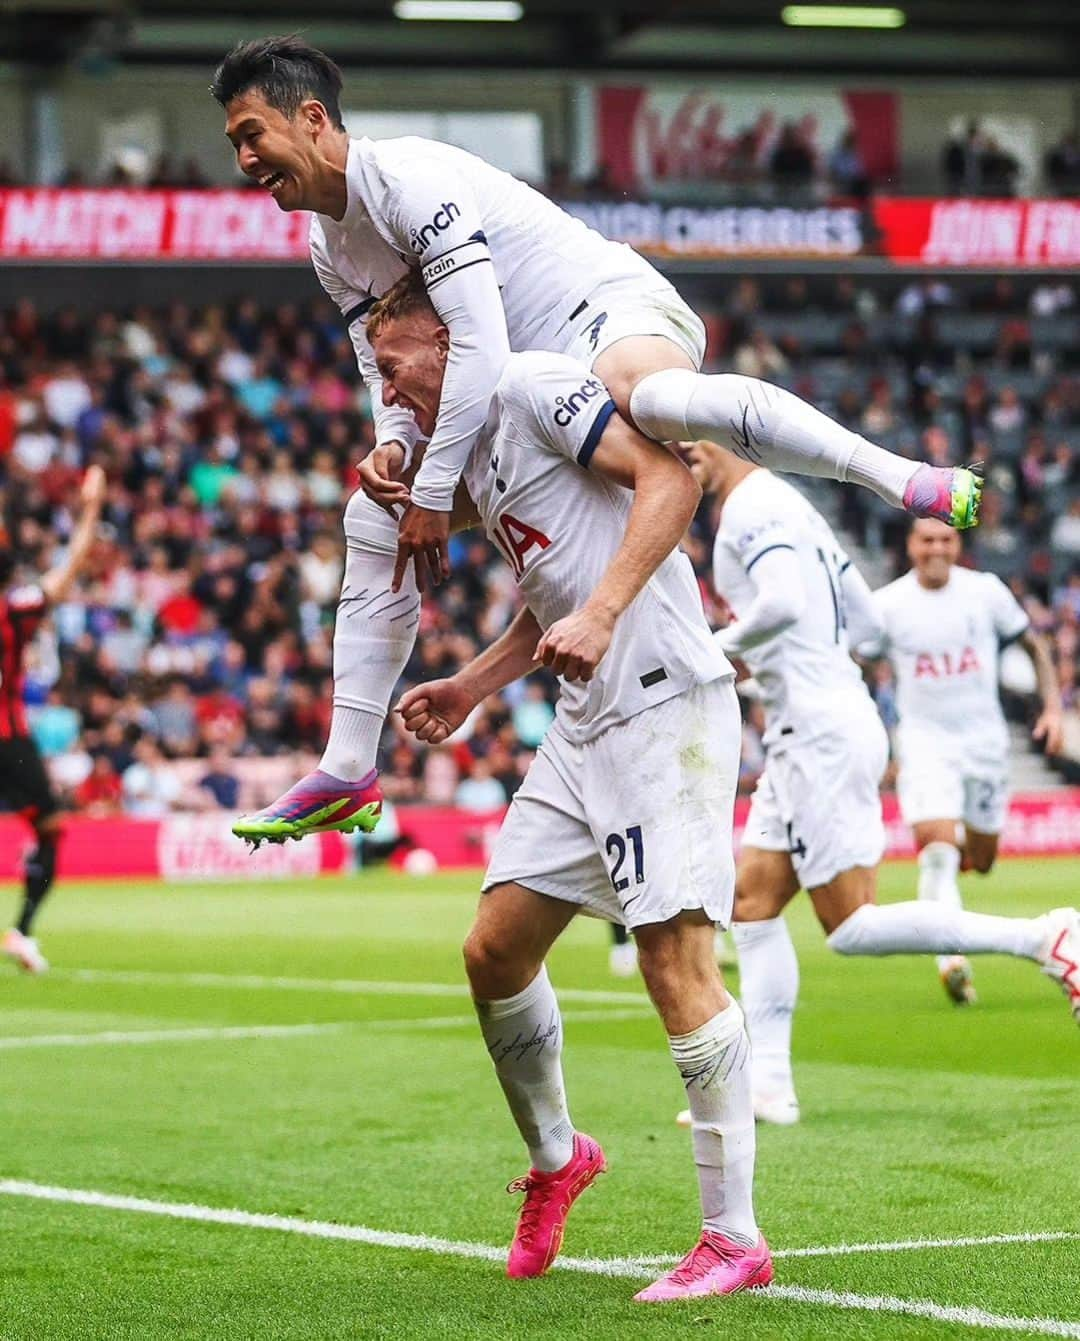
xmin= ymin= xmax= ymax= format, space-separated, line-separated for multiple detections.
xmin=0 ymin=1023 xmax=348 ymax=1050
xmin=1 ymin=1180 xmax=1078 ymax=1338
xmin=0 ymin=1007 xmax=656 ymax=1052
xmin=762 ymin=1285 xmax=1080 ymax=1339
xmin=629 ymin=1229 xmax=1080 ymax=1267
xmin=56 ymin=968 xmax=648 ymax=1007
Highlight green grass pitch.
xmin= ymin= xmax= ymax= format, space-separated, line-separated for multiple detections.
xmin=1 ymin=858 xmax=1077 ymax=1340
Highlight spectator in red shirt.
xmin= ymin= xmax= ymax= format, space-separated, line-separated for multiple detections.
xmin=75 ymin=754 xmax=124 ymax=816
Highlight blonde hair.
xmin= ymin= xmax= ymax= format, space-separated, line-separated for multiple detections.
xmin=366 ymin=269 xmax=436 ymax=342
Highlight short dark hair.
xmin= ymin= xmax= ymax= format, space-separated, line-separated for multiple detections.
xmin=211 ymin=35 xmax=346 ymax=132
xmin=366 ymin=269 xmax=435 ymax=342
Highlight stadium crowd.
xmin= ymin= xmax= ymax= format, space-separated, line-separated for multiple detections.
xmin=0 ymin=119 xmax=1078 ymax=199
xmin=0 ymin=274 xmax=1077 ymax=818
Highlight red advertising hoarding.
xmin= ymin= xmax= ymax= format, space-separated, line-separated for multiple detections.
xmin=0 ymin=791 xmax=1076 ymax=881
xmin=1 ymin=189 xmax=1076 ymax=267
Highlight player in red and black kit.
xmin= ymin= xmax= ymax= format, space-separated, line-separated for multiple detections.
xmin=2 ymin=465 xmax=105 ymax=974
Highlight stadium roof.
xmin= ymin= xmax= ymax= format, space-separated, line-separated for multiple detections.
xmin=3 ymin=0 xmax=1079 ymax=75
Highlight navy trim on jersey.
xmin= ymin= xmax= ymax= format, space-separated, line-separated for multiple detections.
xmin=840 ymin=558 xmax=851 ymax=573
xmin=745 ymin=542 xmax=796 ymax=574
xmin=424 ymin=255 xmax=493 ymax=292
xmin=426 ymin=234 xmax=489 ymax=269
xmin=998 ymin=622 xmax=1030 ymax=649
xmin=577 ymin=398 xmax=618 ymax=467
xmin=344 ymin=298 xmax=375 ymax=326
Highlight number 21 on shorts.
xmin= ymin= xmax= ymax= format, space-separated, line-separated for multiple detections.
xmin=606 ymin=824 xmax=645 ymax=892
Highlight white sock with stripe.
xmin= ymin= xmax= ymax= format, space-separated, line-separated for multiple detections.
xmin=669 ymin=999 xmax=758 ymax=1244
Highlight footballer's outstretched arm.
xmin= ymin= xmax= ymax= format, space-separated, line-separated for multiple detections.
xmin=378 ymin=166 xmax=510 ymax=515
xmin=397 ymin=606 xmax=543 ymax=744
xmin=39 ymin=465 xmax=106 ymax=606
xmin=374 ymin=160 xmax=511 ymax=582
xmin=534 ymin=415 xmax=702 ymax=681
xmin=1020 ymin=627 xmax=1064 ymax=755
xmin=309 ymin=224 xmax=418 ymax=503
xmin=715 ymin=544 xmax=807 ymax=658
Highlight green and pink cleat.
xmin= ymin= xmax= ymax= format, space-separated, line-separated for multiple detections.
xmin=904 ymin=463 xmax=982 ymax=530
xmin=232 ymin=768 xmax=383 ymax=850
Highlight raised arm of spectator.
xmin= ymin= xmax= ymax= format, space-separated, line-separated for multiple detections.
xmin=39 ymin=465 xmax=106 ymax=606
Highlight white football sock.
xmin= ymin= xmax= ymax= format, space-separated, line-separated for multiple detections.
xmin=474 ymin=966 xmax=575 ymax=1173
xmin=917 ymin=841 xmax=964 ymax=973
xmin=669 ymin=999 xmax=758 ymax=1244
xmin=827 ymin=901 xmax=1044 ymax=960
xmin=319 ymin=495 xmax=420 ymax=782
xmin=628 ymin=369 xmax=918 ymax=507
xmin=732 ymin=918 xmax=798 ymax=1099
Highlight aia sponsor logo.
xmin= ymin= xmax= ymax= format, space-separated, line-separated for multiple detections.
xmin=914 ymin=646 xmax=980 ymax=678
xmin=553 ymin=377 xmax=605 ymax=427
xmin=491 ymin=510 xmax=551 ymax=580
xmin=410 ymin=201 xmax=461 ymax=253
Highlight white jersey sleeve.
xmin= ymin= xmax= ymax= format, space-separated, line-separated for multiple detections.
xmin=714 ymin=541 xmax=806 ymax=657
xmin=985 ymin=573 xmax=1030 ymax=644
xmin=495 ymin=351 xmax=617 ymax=466
xmin=840 ymin=557 xmax=884 ymax=651
xmin=369 ymin=149 xmax=512 ymax=511
xmin=309 ymin=219 xmax=422 ymax=456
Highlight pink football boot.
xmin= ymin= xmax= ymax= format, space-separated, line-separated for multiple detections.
xmin=505 ymin=1132 xmax=606 ymax=1278
xmin=634 ymin=1230 xmax=773 ymax=1303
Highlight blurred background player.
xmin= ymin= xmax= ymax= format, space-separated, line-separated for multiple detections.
xmin=1 ymin=465 xmax=106 ymax=974
xmin=872 ymin=519 xmax=1065 ymax=1006
xmin=681 ymin=443 xmax=1078 ymax=1126
xmin=214 ymin=34 xmax=981 ymax=849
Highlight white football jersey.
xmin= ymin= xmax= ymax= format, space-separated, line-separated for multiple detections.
xmin=464 ymin=351 xmax=731 ymax=743
xmin=309 ymin=136 xmax=661 ymax=508
xmin=873 ymin=566 xmax=1029 ymax=758
xmin=711 ymin=470 xmax=874 ymax=748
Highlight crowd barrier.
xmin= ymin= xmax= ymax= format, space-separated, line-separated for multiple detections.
xmin=1 ymin=790 xmax=1078 ymax=882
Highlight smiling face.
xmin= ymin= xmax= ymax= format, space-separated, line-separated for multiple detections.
xmin=907 ymin=517 xmax=961 ymax=589
xmin=370 ymin=312 xmax=449 ymax=440
xmin=224 ymin=89 xmax=333 ymax=212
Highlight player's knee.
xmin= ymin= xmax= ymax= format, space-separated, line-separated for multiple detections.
xmin=967 ymin=847 xmax=996 ymax=875
xmin=824 ymin=903 xmax=876 ymax=955
xmin=462 ymin=927 xmax=524 ymax=998
xmin=734 ymin=882 xmax=780 ymax=924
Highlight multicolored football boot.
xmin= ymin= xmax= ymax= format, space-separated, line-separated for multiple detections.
xmin=232 ymin=769 xmax=382 ymax=850
xmin=903 ymin=463 xmax=982 ymax=530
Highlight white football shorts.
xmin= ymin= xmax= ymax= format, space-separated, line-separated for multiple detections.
xmin=483 ymin=678 xmax=739 ymax=930
xmin=896 ymin=731 xmax=1010 ymax=835
xmin=557 ymin=275 xmax=708 ymax=372
xmin=744 ymin=709 xmax=889 ymax=890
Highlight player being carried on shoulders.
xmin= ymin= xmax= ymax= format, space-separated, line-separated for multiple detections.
xmin=872 ymin=518 xmax=1067 ymax=1007
xmin=679 ymin=446 xmax=1077 ymax=1127
xmin=212 ymin=35 xmax=981 ymax=848
xmin=373 ymin=272 xmax=771 ymax=1301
